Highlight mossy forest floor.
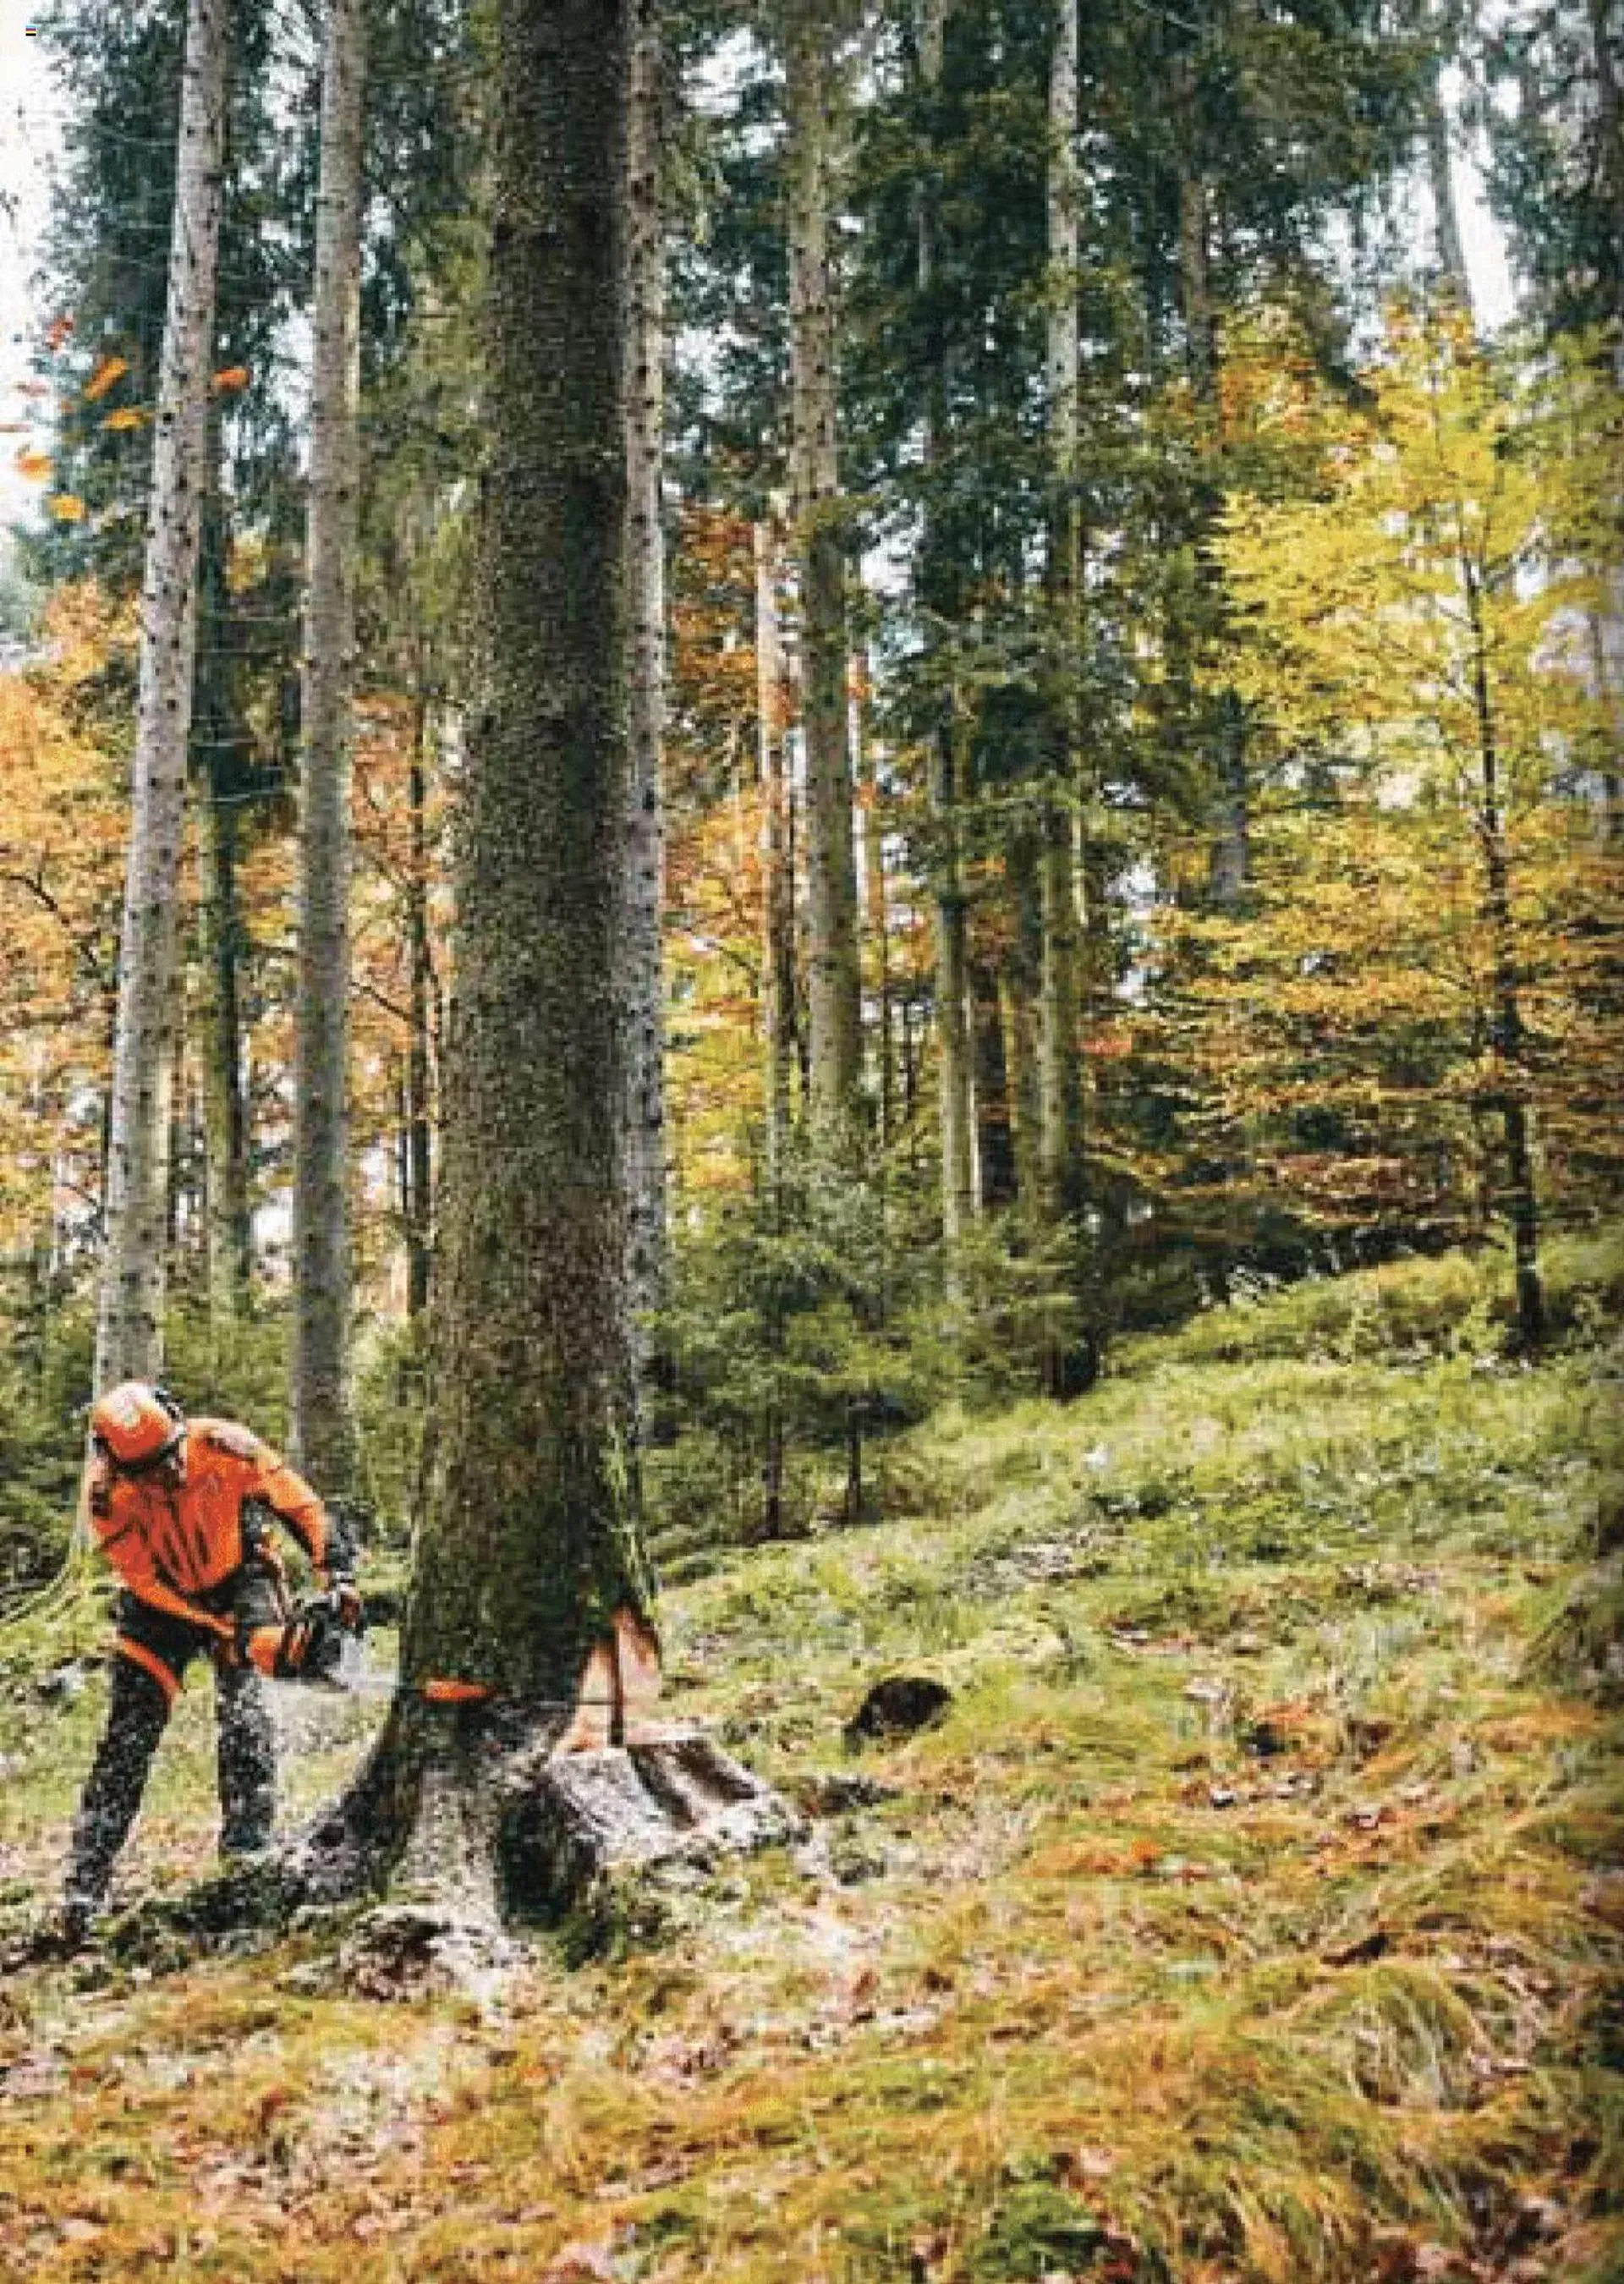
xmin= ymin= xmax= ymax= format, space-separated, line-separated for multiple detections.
xmin=2 ymin=1237 xmax=1621 ymax=2281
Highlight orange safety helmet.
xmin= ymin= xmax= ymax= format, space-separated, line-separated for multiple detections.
xmin=90 ymin=1381 xmax=185 ymax=1471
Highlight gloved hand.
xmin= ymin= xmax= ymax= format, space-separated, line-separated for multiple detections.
xmin=328 ymin=1578 xmax=365 ymax=1635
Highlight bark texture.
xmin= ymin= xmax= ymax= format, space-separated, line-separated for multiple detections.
xmin=786 ymin=0 xmax=863 ymax=1142
xmin=1465 ymin=560 xmax=1546 ymax=1351
xmin=292 ymin=0 xmax=365 ymax=1495
xmin=916 ymin=0 xmax=972 ymax=1257
xmin=406 ymin=0 xmax=648 ymax=1710
xmin=96 ymin=0 xmax=229 ymax=1390
xmin=755 ymin=519 xmax=796 ymax=1187
xmin=622 ymin=0 xmax=669 ymax=1348
xmin=1040 ymin=0 xmax=1086 ymax=1228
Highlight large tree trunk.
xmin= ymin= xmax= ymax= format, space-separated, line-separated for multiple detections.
xmin=154 ymin=0 xmax=798 ymax=1968
xmin=96 ymin=0 xmax=229 ymax=1390
xmin=786 ymin=0 xmax=863 ymax=1144
xmin=291 ymin=0 xmax=365 ymax=1496
xmin=622 ymin=0 xmax=668 ymax=1352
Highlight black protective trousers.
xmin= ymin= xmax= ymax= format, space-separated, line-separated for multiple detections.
xmin=66 ymin=1579 xmax=279 ymax=1915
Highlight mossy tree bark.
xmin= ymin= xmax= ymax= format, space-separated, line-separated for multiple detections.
xmin=96 ymin=0 xmax=229 ymax=1391
xmin=291 ymin=0 xmax=365 ymax=1497
xmin=623 ymin=0 xmax=669 ymax=1351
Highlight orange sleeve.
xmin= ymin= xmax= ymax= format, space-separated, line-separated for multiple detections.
xmin=93 ymin=1491 xmax=234 ymax=1642
xmin=248 ymin=1446 xmax=331 ymax=1571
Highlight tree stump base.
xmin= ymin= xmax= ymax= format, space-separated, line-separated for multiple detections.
xmin=84 ymin=1718 xmax=804 ymax=1989
xmin=502 ymin=1729 xmax=808 ymax=1922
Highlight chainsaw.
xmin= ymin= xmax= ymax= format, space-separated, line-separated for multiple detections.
xmin=237 ymin=1502 xmax=366 ymax=1689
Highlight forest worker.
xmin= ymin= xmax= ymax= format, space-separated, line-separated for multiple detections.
xmin=58 ymin=1381 xmax=363 ymax=1945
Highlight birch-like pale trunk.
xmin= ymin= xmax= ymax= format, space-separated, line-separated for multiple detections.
xmin=1425 ymin=63 xmax=1470 ymax=305
xmin=291 ymin=0 xmax=365 ymax=1495
xmin=755 ymin=517 xmax=796 ymax=1541
xmin=754 ymin=520 xmax=797 ymax=1172
xmin=854 ymin=684 xmax=893 ymax=1152
xmin=1040 ymin=0 xmax=1086 ymax=1229
xmin=96 ymin=0 xmax=230 ymax=1392
xmin=195 ymin=449 xmax=254 ymax=1332
xmin=623 ymin=0 xmax=668 ymax=1347
xmin=786 ymin=0 xmax=863 ymax=1142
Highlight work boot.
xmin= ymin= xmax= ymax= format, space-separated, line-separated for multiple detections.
xmin=47 ymin=1896 xmax=97 ymax=1956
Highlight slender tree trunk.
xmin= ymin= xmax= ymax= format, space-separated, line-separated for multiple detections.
xmin=404 ymin=693 xmax=435 ymax=1322
xmin=623 ymin=0 xmax=668 ymax=1350
xmin=1038 ymin=799 xmax=1085 ymax=1224
xmin=1040 ymin=0 xmax=1086 ymax=1231
xmin=199 ymin=793 xmax=252 ymax=1317
xmin=855 ymin=688 xmax=892 ymax=1152
xmin=754 ymin=519 xmax=793 ymax=1541
xmin=1171 ymin=51 xmax=1249 ymax=913
xmin=786 ymin=0 xmax=863 ymax=1142
xmin=1466 ymin=564 xmax=1545 ymax=1351
xmin=1586 ymin=609 xmax=1624 ymax=841
xmin=96 ymin=0 xmax=229 ymax=1391
xmin=972 ymin=962 xmax=1017 ymax=1211
xmin=292 ymin=0 xmax=365 ymax=1494
xmin=1003 ymin=830 xmax=1045 ymax=1213
xmin=1588 ymin=0 xmax=1624 ymax=334
xmin=1171 ymin=56 xmax=1217 ymax=398
xmin=1425 ymin=61 xmax=1470 ymax=305
xmin=916 ymin=0 xmax=972 ymax=1258
xmin=194 ymin=451 xmax=253 ymax=1329
xmin=755 ymin=520 xmax=796 ymax=1187
xmin=934 ymin=712 xmax=974 ymax=1259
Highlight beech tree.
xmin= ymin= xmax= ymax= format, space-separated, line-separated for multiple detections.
xmin=95 ymin=0 xmax=230 ymax=1390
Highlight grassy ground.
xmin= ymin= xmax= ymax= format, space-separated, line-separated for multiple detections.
xmin=0 ymin=1235 xmax=1620 ymax=2282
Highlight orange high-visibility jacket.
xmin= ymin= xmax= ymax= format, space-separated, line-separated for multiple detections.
xmin=88 ymin=1419 xmax=331 ymax=1644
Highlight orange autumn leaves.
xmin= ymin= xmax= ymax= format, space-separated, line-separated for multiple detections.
xmin=8 ymin=329 xmax=251 ymax=529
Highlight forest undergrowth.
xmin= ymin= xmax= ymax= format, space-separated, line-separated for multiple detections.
xmin=0 ymin=1235 xmax=1620 ymax=2283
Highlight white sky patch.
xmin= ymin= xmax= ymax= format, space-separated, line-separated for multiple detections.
xmin=0 ymin=0 xmax=66 ymax=533
xmin=1441 ymin=63 xmax=1517 ymax=332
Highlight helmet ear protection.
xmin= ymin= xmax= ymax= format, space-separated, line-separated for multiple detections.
xmin=88 ymin=1381 xmax=187 ymax=1473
